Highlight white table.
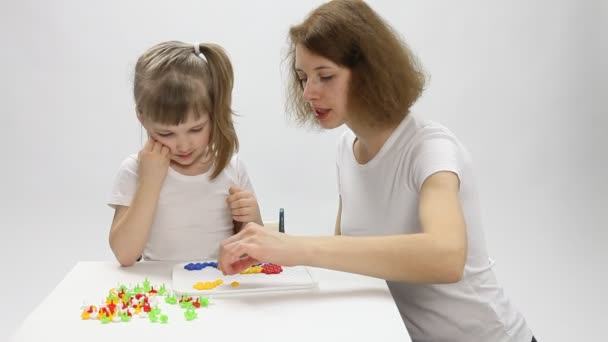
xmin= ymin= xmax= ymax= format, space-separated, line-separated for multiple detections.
xmin=10 ymin=261 xmax=410 ymax=341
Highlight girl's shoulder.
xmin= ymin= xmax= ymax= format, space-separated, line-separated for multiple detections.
xmin=117 ymin=154 xmax=139 ymax=172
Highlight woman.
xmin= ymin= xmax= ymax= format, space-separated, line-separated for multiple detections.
xmin=218 ymin=1 xmax=535 ymax=341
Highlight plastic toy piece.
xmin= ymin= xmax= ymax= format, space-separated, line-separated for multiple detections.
xmin=119 ymin=312 xmax=131 ymax=322
xmin=231 ymin=281 xmax=240 ymax=288
xmin=184 ymin=308 xmax=198 ymax=321
xmin=142 ymin=278 xmax=151 ymax=292
xmin=193 ymin=279 xmax=223 ymax=290
xmin=198 ymin=297 xmax=209 ymax=308
xmin=160 ymin=314 xmax=169 ymax=324
xmin=262 ymin=264 xmax=283 ymax=274
xmin=158 ymin=284 xmax=167 ymax=296
xmin=184 ymin=261 xmax=219 ymax=271
xmin=149 ymin=313 xmax=159 ymax=323
xmin=165 ymin=294 xmax=177 ymax=305
xmin=240 ymin=265 xmax=263 ymax=274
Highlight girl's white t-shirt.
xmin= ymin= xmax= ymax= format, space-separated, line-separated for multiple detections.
xmin=108 ymin=154 xmax=254 ymax=262
xmin=337 ymin=114 xmax=532 ymax=342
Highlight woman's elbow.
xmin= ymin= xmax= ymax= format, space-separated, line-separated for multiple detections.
xmin=442 ymin=264 xmax=464 ymax=283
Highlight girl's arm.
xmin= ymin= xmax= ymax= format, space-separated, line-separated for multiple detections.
xmin=109 ymin=138 xmax=170 ymax=266
xmin=109 ymin=179 xmax=163 ymax=266
xmin=334 ymin=197 xmax=342 ymax=236
xmin=219 ymin=171 xmax=467 ymax=284
xmin=227 ymin=186 xmax=263 ymax=227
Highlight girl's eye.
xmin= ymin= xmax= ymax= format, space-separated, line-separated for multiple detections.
xmin=190 ymin=127 xmax=203 ymax=133
xmin=157 ymin=132 xmax=172 ymax=137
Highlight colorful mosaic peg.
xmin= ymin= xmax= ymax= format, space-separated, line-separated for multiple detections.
xmin=79 ymin=279 xmax=211 ymax=324
xmin=193 ymin=279 xmax=224 ymax=290
xmin=184 ymin=262 xmax=218 ymax=270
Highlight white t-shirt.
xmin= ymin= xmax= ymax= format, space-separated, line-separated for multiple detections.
xmin=108 ymin=154 xmax=254 ymax=261
xmin=337 ymin=115 xmax=532 ymax=342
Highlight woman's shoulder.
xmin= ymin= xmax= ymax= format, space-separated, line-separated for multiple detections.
xmin=336 ymin=128 xmax=357 ymax=151
xmin=407 ymin=117 xmax=465 ymax=150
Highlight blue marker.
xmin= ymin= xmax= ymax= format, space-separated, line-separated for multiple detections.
xmin=279 ymin=208 xmax=285 ymax=233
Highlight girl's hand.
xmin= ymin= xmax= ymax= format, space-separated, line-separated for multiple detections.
xmin=137 ymin=137 xmax=171 ymax=186
xmin=217 ymin=222 xmax=301 ymax=275
xmin=227 ymin=186 xmax=262 ymax=224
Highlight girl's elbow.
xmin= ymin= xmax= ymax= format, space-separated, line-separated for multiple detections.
xmin=115 ymin=254 xmax=137 ymax=267
xmin=110 ymin=243 xmax=139 ymax=267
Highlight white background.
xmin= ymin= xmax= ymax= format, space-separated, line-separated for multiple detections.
xmin=1 ymin=1 xmax=606 ymax=340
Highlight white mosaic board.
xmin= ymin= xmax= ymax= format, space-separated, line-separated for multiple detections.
xmin=171 ymin=261 xmax=317 ymax=297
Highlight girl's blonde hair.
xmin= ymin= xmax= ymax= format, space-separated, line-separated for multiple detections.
xmin=286 ymin=0 xmax=426 ymax=128
xmin=134 ymin=41 xmax=238 ymax=179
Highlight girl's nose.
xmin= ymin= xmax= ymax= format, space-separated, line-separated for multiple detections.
xmin=176 ymin=137 xmax=190 ymax=153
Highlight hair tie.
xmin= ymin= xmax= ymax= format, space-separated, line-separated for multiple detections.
xmin=193 ymin=43 xmax=208 ymax=62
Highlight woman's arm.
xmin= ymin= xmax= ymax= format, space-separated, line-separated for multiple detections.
xmin=219 ymin=171 xmax=466 ymax=284
xmin=303 ymin=171 xmax=466 ymax=283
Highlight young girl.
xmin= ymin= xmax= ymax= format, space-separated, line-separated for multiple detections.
xmin=217 ymin=1 xmax=536 ymax=341
xmin=108 ymin=41 xmax=262 ymax=267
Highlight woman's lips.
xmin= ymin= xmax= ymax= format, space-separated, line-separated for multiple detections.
xmin=314 ymin=108 xmax=330 ymax=120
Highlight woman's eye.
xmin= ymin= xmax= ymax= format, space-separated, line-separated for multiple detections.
xmin=320 ymin=75 xmax=334 ymax=81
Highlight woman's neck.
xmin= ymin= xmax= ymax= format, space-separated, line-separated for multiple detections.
xmin=349 ymin=121 xmax=400 ymax=165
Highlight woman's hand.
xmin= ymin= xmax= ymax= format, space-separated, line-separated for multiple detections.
xmin=218 ymin=222 xmax=302 ymax=275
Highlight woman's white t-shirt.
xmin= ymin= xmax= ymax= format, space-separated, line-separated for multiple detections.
xmin=336 ymin=115 xmax=532 ymax=342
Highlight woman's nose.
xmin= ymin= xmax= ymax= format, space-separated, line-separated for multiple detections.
xmin=302 ymin=79 xmax=320 ymax=101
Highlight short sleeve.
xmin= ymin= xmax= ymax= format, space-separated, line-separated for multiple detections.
xmin=336 ymin=160 xmax=342 ymax=196
xmin=335 ymin=130 xmax=353 ymax=197
xmin=235 ymin=155 xmax=255 ymax=194
xmin=410 ymin=133 xmax=464 ymax=192
xmin=108 ymin=155 xmax=139 ymax=208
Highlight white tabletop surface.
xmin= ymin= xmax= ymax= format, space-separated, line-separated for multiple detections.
xmin=10 ymin=261 xmax=410 ymax=342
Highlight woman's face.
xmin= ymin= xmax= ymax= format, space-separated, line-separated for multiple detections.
xmin=295 ymin=45 xmax=352 ymax=129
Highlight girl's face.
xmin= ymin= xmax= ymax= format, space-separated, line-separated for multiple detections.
xmin=295 ymin=45 xmax=351 ymax=129
xmin=142 ymin=112 xmax=212 ymax=169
